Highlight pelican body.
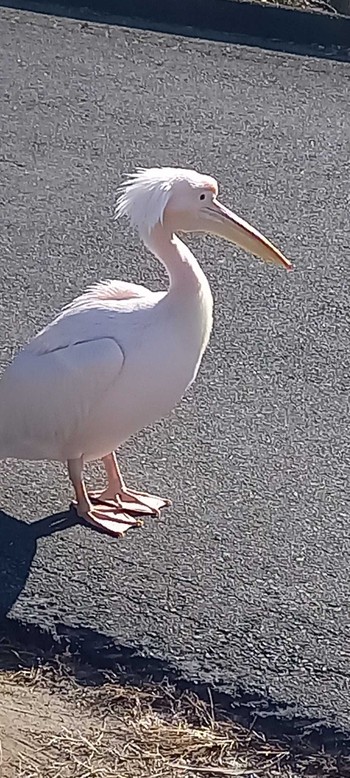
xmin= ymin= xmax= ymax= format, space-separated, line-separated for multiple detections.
xmin=0 ymin=167 xmax=292 ymax=536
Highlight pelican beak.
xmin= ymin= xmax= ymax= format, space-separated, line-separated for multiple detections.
xmin=203 ymin=199 xmax=292 ymax=270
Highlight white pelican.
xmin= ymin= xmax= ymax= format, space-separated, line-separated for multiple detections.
xmin=0 ymin=167 xmax=292 ymax=537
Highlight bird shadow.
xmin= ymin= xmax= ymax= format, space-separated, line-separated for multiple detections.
xmin=0 ymin=501 xmax=144 ymax=624
xmin=0 ymin=508 xmax=80 ymax=621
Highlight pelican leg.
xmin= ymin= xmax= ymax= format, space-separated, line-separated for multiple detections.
xmin=68 ymin=457 xmax=144 ymax=537
xmin=89 ymin=452 xmax=171 ymax=517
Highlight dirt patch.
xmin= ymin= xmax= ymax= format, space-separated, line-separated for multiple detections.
xmin=0 ymin=670 xmax=290 ymax=778
xmin=0 ymin=637 xmax=347 ymax=778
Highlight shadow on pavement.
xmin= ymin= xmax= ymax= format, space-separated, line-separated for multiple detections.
xmin=1 ymin=613 xmax=350 ymax=758
xmin=0 ymin=509 xmax=79 ymax=621
xmin=1 ymin=0 xmax=350 ymax=63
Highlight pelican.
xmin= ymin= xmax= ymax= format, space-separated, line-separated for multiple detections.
xmin=0 ymin=167 xmax=292 ymax=537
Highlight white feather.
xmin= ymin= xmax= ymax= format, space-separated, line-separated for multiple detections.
xmin=115 ymin=166 xmax=216 ymax=234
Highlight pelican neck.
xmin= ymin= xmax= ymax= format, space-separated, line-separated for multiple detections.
xmin=143 ymin=223 xmax=208 ymax=294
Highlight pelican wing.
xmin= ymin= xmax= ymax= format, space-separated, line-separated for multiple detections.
xmin=0 ymin=335 xmax=125 ymax=461
xmin=0 ymin=278 xmax=159 ymax=462
xmin=25 ymin=280 xmax=158 ymax=356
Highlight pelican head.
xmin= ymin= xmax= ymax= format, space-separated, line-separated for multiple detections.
xmin=115 ymin=166 xmax=292 ymax=271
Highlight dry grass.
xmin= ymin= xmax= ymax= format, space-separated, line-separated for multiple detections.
xmin=257 ymin=0 xmax=350 ymax=16
xmin=0 ymin=636 xmax=347 ymax=778
xmin=1 ymin=668 xmax=290 ymax=778
xmin=14 ymin=721 xmax=289 ymax=778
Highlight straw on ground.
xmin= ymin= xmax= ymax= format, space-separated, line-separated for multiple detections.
xmin=0 ymin=636 xmax=344 ymax=778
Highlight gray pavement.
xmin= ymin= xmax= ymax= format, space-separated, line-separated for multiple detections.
xmin=1 ymin=5 xmax=350 ymax=745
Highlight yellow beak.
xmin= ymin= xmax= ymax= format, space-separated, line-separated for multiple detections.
xmin=202 ymin=199 xmax=292 ymax=271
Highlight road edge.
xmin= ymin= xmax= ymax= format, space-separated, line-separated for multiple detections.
xmin=3 ymin=0 xmax=350 ymax=49
xmin=2 ymin=615 xmax=350 ymax=761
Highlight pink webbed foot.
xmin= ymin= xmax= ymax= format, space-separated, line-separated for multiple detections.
xmin=89 ymin=487 xmax=171 ymax=517
xmin=69 ymin=452 xmax=171 ymax=538
xmin=72 ymin=499 xmax=144 ymax=537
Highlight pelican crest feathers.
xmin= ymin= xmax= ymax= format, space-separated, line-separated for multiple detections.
xmin=114 ymin=166 xmax=214 ymax=234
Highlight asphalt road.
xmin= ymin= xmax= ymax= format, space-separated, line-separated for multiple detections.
xmin=1 ymin=5 xmax=350 ymax=745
